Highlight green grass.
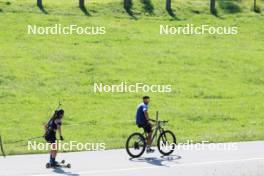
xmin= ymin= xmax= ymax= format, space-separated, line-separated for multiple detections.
xmin=0 ymin=0 xmax=264 ymax=155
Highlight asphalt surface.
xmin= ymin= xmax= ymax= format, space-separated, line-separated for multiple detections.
xmin=0 ymin=141 xmax=263 ymax=176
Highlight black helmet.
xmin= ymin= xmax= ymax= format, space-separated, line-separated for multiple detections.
xmin=143 ymin=96 xmax=150 ymax=100
xmin=55 ymin=109 xmax=64 ymax=118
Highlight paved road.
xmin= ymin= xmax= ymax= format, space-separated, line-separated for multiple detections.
xmin=0 ymin=141 xmax=263 ymax=176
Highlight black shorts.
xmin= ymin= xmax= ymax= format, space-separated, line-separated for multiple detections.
xmin=138 ymin=123 xmax=152 ymax=133
xmin=44 ymin=132 xmax=56 ymax=143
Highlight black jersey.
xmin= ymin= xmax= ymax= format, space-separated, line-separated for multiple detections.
xmin=47 ymin=118 xmax=62 ymax=133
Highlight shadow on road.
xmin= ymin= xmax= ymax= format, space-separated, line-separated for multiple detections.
xmin=129 ymin=155 xmax=181 ymax=167
xmin=53 ymin=167 xmax=79 ymax=176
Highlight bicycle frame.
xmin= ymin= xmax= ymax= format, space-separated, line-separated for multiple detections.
xmin=142 ymin=111 xmax=166 ymax=147
xmin=150 ymin=121 xmax=165 ymax=145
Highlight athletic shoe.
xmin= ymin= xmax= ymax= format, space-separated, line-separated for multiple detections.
xmin=146 ymin=147 xmax=155 ymax=153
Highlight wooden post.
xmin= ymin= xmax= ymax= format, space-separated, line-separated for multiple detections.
xmin=254 ymin=0 xmax=257 ymax=12
xmin=166 ymin=0 xmax=171 ymax=11
xmin=37 ymin=0 xmax=42 ymax=7
xmin=210 ymin=0 xmax=216 ymax=15
xmin=124 ymin=0 xmax=130 ymax=10
xmin=79 ymin=0 xmax=85 ymax=8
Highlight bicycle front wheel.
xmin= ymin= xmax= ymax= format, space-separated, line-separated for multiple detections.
xmin=157 ymin=130 xmax=176 ymax=156
xmin=126 ymin=132 xmax=146 ymax=158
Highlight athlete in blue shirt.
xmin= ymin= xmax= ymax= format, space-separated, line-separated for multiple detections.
xmin=136 ymin=96 xmax=154 ymax=153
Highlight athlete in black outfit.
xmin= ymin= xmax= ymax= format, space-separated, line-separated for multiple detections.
xmin=44 ymin=109 xmax=64 ymax=166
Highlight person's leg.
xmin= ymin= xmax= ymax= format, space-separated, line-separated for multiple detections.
xmin=147 ymin=131 xmax=152 ymax=146
xmin=49 ymin=150 xmax=52 ymax=163
xmin=45 ymin=135 xmax=55 ymax=164
xmin=50 ymin=142 xmax=57 ymax=165
xmin=145 ymin=124 xmax=155 ymax=153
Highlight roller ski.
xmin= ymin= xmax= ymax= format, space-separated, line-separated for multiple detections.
xmin=46 ymin=160 xmax=71 ymax=169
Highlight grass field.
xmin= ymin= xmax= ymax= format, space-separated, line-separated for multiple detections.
xmin=0 ymin=0 xmax=264 ymax=155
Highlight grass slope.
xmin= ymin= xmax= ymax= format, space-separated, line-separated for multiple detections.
xmin=0 ymin=0 xmax=264 ymax=155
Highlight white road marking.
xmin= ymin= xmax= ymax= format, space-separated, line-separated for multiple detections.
xmin=31 ymin=157 xmax=264 ymax=176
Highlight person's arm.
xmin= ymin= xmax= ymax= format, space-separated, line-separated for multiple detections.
xmin=144 ymin=111 xmax=150 ymax=121
xmin=143 ymin=105 xmax=150 ymax=122
xmin=56 ymin=119 xmax=64 ymax=140
xmin=58 ymin=125 xmax=63 ymax=139
xmin=44 ymin=124 xmax=48 ymax=132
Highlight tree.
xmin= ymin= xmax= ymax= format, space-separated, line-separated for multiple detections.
xmin=37 ymin=0 xmax=42 ymax=7
xmin=166 ymin=0 xmax=171 ymax=11
xmin=79 ymin=0 xmax=85 ymax=8
xmin=210 ymin=0 xmax=216 ymax=15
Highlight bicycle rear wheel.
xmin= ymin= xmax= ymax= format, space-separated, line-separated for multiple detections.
xmin=157 ymin=130 xmax=176 ymax=156
xmin=126 ymin=132 xmax=146 ymax=158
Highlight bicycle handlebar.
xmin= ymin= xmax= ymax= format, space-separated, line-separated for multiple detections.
xmin=148 ymin=119 xmax=168 ymax=124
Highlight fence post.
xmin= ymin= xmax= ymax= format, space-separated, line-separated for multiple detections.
xmin=37 ymin=0 xmax=42 ymax=7
xmin=79 ymin=0 xmax=85 ymax=8
xmin=210 ymin=0 xmax=216 ymax=15
xmin=124 ymin=0 xmax=130 ymax=10
xmin=253 ymin=0 xmax=257 ymax=12
xmin=166 ymin=0 xmax=171 ymax=11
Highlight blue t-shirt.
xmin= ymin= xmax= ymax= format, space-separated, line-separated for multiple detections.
xmin=136 ymin=103 xmax=148 ymax=125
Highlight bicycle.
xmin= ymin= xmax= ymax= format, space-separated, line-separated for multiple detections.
xmin=126 ymin=111 xmax=176 ymax=158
